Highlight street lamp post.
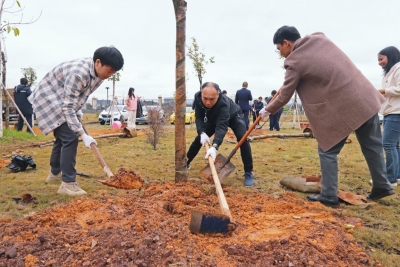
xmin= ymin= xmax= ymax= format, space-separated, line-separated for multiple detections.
xmin=105 ymin=87 xmax=109 ymax=107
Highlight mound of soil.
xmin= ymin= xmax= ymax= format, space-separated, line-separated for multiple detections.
xmin=0 ymin=182 xmax=370 ymax=266
xmin=0 ymin=159 xmax=11 ymax=169
xmin=98 ymin=167 xmax=144 ymax=190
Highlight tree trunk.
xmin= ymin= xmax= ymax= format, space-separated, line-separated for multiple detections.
xmin=1 ymin=51 xmax=9 ymax=129
xmin=173 ymin=0 xmax=187 ymax=182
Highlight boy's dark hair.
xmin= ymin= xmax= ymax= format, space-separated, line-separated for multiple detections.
xmin=93 ymin=46 xmax=124 ymax=71
xmin=273 ymin=26 xmax=301 ymax=44
xmin=378 ymin=46 xmax=400 ymax=75
xmin=20 ymin=78 xmax=28 ymax=85
xmin=201 ymin=82 xmax=221 ymax=93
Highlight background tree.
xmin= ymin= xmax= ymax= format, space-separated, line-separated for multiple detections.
xmin=187 ymin=37 xmax=215 ymax=90
xmin=0 ymin=0 xmax=40 ymax=137
xmin=172 ymin=0 xmax=187 ymax=182
xmin=107 ymin=69 xmax=123 ymax=126
xmin=143 ymin=107 xmax=166 ymax=150
xmin=21 ymin=67 xmax=37 ymax=87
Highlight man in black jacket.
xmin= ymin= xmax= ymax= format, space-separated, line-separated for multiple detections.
xmin=14 ymin=78 xmax=33 ymax=133
xmin=187 ymin=82 xmax=255 ymax=187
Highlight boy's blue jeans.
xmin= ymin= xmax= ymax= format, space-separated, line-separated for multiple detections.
xmin=382 ymin=114 xmax=400 ymax=183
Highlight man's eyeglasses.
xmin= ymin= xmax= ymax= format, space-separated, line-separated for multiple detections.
xmin=275 ymin=49 xmax=280 ymax=54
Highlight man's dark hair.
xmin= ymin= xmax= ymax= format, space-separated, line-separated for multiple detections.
xmin=93 ymin=46 xmax=124 ymax=71
xmin=20 ymin=78 xmax=28 ymax=85
xmin=379 ymin=46 xmax=400 ymax=75
xmin=273 ymin=26 xmax=301 ymax=44
xmin=271 ymin=90 xmax=277 ymax=95
xmin=222 ymin=90 xmax=227 ymax=95
xmin=242 ymin=81 xmax=248 ymax=87
xmin=201 ymin=82 xmax=221 ymax=93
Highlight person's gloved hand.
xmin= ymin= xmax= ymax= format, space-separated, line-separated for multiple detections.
xmin=200 ymin=133 xmax=210 ymax=146
xmin=81 ymin=133 xmax=97 ymax=149
xmin=204 ymin=146 xmax=217 ymax=162
xmin=76 ymin=110 xmax=83 ymax=118
xmin=260 ymin=108 xmax=270 ymax=119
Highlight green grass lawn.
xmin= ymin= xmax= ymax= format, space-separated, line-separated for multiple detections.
xmin=0 ymin=117 xmax=399 ymax=266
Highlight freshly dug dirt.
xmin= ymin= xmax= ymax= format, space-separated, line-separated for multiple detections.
xmin=0 ymin=159 xmax=11 ymax=169
xmin=0 ymin=182 xmax=371 ymax=266
xmin=98 ymin=167 xmax=144 ymax=190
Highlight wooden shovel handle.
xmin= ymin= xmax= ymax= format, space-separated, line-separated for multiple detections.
xmin=205 ymin=142 xmax=233 ymax=221
xmin=224 ymin=90 xmax=281 ymax=162
xmin=80 ymin=119 xmax=114 ymax=178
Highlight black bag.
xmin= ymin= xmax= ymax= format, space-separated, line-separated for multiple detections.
xmin=6 ymin=155 xmax=36 ymax=172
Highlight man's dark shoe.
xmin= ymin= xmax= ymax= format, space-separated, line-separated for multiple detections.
xmin=307 ymin=194 xmax=339 ymax=207
xmin=366 ymin=188 xmax=395 ymax=200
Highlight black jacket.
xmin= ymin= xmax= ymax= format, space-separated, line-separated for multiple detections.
xmin=14 ymin=84 xmax=33 ymax=115
xmin=255 ymin=101 xmax=264 ymax=112
xmin=193 ymin=91 xmax=242 ymax=146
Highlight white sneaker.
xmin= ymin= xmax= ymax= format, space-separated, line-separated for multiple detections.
xmin=46 ymin=171 xmax=62 ymax=183
xmin=57 ymin=182 xmax=87 ymax=196
xmin=370 ymin=179 xmax=397 ymax=187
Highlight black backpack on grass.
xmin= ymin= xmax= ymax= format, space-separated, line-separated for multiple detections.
xmin=6 ymin=155 xmax=36 ymax=172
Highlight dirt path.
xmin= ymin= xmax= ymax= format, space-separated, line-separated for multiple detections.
xmin=0 ymin=182 xmax=370 ymax=266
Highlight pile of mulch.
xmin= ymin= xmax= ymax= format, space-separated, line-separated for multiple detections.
xmin=0 ymin=181 xmax=372 ymax=266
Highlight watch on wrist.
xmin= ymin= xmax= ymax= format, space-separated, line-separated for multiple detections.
xmin=212 ymin=143 xmax=218 ymax=150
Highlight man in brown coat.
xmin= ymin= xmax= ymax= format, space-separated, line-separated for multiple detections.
xmin=260 ymin=26 xmax=394 ymax=207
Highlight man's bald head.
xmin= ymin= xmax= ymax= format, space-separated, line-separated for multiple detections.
xmin=201 ymin=82 xmax=220 ymax=108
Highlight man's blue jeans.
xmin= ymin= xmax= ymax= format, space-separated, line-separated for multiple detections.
xmin=382 ymin=114 xmax=400 ymax=183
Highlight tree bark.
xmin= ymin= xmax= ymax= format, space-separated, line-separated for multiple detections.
xmin=1 ymin=51 xmax=9 ymax=129
xmin=173 ymin=0 xmax=188 ymax=182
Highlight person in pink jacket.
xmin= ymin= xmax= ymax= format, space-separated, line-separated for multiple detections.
xmin=377 ymin=46 xmax=400 ymax=186
xmin=260 ymin=26 xmax=394 ymax=207
xmin=125 ymin=87 xmax=139 ymax=128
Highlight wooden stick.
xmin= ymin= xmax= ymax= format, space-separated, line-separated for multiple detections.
xmin=205 ymin=142 xmax=233 ymax=221
xmin=2 ymin=85 xmax=36 ymax=136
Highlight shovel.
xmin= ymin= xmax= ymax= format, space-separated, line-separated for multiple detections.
xmin=189 ymin=142 xmax=236 ymax=235
xmin=79 ymin=118 xmax=114 ymax=178
xmin=200 ymin=90 xmax=281 ymax=183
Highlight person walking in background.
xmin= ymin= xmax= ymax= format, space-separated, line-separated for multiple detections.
xmin=125 ymin=87 xmax=139 ymax=129
xmin=267 ymin=90 xmax=283 ymax=131
xmin=187 ymin=82 xmax=255 ymax=187
xmin=251 ymin=99 xmax=258 ymax=124
xmin=376 ymin=46 xmax=400 ymax=187
xmin=254 ymin=97 xmax=264 ymax=129
xmin=235 ymin=81 xmax=252 ymax=130
xmin=13 ymin=78 xmax=33 ymax=133
xmin=260 ymin=25 xmax=393 ymax=206
xmin=29 ymin=46 xmax=124 ymax=196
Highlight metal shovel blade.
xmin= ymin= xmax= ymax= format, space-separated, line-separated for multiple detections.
xmin=200 ymin=154 xmax=236 ymax=183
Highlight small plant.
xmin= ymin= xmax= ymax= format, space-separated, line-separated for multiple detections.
xmin=143 ymin=107 xmax=166 ymax=150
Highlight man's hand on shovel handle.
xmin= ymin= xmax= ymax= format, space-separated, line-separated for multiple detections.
xmin=81 ymin=133 xmax=97 ymax=149
xmin=200 ymin=132 xmax=211 ymax=146
xmin=205 ymin=146 xmax=217 ymax=162
xmin=260 ymin=108 xmax=270 ymax=119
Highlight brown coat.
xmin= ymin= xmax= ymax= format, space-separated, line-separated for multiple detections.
xmin=266 ymin=32 xmax=385 ymax=151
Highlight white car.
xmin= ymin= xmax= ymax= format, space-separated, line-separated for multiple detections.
xmin=98 ymin=105 xmax=128 ymax=125
xmin=136 ymin=105 xmax=165 ymax=124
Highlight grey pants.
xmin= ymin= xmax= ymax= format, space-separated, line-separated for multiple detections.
xmin=50 ymin=123 xmax=79 ymax=183
xmin=319 ymin=114 xmax=392 ymax=197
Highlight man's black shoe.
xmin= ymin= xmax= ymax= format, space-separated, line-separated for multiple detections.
xmin=366 ymin=188 xmax=395 ymax=200
xmin=307 ymin=194 xmax=339 ymax=207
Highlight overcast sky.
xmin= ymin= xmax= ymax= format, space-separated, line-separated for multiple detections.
xmin=3 ymin=0 xmax=400 ymax=102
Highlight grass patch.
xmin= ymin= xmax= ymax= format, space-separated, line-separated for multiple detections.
xmin=0 ymin=120 xmax=399 ymax=266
